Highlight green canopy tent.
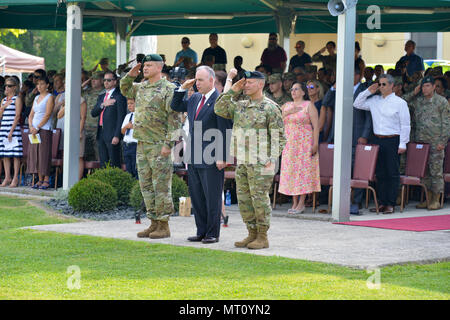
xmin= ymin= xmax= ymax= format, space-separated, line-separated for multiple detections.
xmin=1 ymin=0 xmax=448 ymax=222
xmin=0 ymin=0 xmax=449 ymax=34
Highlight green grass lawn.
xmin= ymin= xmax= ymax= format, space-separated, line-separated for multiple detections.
xmin=0 ymin=195 xmax=449 ymax=300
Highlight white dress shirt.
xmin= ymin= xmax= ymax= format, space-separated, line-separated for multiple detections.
xmin=354 ymin=89 xmax=411 ymax=149
xmin=121 ymin=112 xmax=138 ymax=144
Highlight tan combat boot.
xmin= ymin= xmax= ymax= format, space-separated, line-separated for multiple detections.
xmin=247 ymin=226 xmax=269 ymax=250
xmin=416 ymin=191 xmax=432 ymax=209
xmin=137 ymin=219 xmax=158 ymax=238
xmin=234 ymin=226 xmax=257 ymax=248
xmin=428 ymin=192 xmax=441 ymax=210
xmin=149 ymin=220 xmax=171 ymax=239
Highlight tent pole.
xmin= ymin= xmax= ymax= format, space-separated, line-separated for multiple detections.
xmin=331 ymin=6 xmax=356 ymax=222
xmin=115 ymin=18 xmax=128 ymax=69
xmin=63 ymin=3 xmax=82 ymax=190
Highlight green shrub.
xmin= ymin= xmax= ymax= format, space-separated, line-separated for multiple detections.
xmin=129 ymin=180 xmax=145 ymax=212
xmin=88 ymin=165 xmax=135 ymax=205
xmin=68 ymin=179 xmax=118 ymax=212
xmin=128 ymin=174 xmax=189 ymax=213
xmin=172 ymin=174 xmax=189 ymax=212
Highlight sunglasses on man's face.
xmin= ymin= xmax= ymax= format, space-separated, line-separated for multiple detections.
xmin=103 ymin=78 xmax=114 ymax=82
xmin=379 ymin=82 xmax=388 ymax=87
xmin=5 ymin=84 xmax=16 ymax=88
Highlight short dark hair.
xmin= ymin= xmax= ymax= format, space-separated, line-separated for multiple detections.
xmin=326 ymin=41 xmax=336 ymax=48
xmin=34 ymin=69 xmax=46 ymax=78
xmin=103 ymin=71 xmax=117 ymax=80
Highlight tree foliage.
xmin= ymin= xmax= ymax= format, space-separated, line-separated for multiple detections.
xmin=0 ymin=29 xmax=121 ymax=73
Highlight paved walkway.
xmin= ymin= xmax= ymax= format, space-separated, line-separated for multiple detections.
xmin=26 ymin=201 xmax=450 ymax=269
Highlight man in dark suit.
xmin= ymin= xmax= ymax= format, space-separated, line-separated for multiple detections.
xmin=171 ymin=65 xmax=232 ymax=244
xmin=351 ymin=67 xmax=372 ymax=215
xmin=91 ymin=71 xmax=127 ymax=168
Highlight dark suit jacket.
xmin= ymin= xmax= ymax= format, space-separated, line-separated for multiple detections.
xmin=171 ymin=89 xmax=233 ymax=168
xmin=91 ymin=88 xmax=127 ymax=142
xmin=352 ymin=82 xmax=373 ymax=146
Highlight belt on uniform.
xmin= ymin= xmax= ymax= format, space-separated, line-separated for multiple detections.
xmin=374 ymin=134 xmax=399 ymax=139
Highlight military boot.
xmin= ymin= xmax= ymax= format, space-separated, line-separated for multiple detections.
xmin=234 ymin=226 xmax=257 ymax=248
xmin=428 ymin=192 xmax=441 ymax=210
xmin=247 ymin=226 xmax=269 ymax=250
xmin=149 ymin=220 xmax=171 ymax=239
xmin=416 ymin=191 xmax=432 ymax=209
xmin=137 ymin=219 xmax=158 ymax=238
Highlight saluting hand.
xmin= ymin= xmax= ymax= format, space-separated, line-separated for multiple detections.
xmin=181 ymin=78 xmax=196 ymax=90
xmin=128 ymin=63 xmax=142 ymax=78
xmin=368 ymin=83 xmax=379 ymax=94
xmin=231 ymin=78 xmax=246 ymax=92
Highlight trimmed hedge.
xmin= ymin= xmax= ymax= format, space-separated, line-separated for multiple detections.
xmin=87 ymin=166 xmax=135 ymax=206
xmin=68 ymin=179 xmax=118 ymax=212
xmin=129 ymin=180 xmax=145 ymax=212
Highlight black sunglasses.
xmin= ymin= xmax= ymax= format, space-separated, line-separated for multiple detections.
xmin=380 ymin=82 xmax=388 ymax=86
xmin=103 ymin=78 xmax=114 ymax=82
xmin=5 ymin=84 xmax=16 ymax=88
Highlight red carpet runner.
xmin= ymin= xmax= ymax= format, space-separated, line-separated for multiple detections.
xmin=334 ymin=215 xmax=450 ymax=232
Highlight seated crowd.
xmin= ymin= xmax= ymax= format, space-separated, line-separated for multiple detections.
xmin=0 ymin=34 xmax=449 ymax=215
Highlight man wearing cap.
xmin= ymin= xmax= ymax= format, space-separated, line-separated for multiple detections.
xmin=215 ymin=71 xmax=286 ymax=250
xmin=402 ymin=76 xmax=450 ymax=210
xmin=82 ymin=71 xmax=105 ymax=161
xmin=120 ymin=54 xmax=182 ymax=239
xmin=266 ymin=73 xmax=292 ymax=106
xmin=282 ymin=72 xmax=296 ymax=93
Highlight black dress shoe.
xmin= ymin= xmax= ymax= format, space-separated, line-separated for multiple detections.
xmin=187 ymin=235 xmax=204 ymax=242
xmin=201 ymin=237 xmax=219 ymax=244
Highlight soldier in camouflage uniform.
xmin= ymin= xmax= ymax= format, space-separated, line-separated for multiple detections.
xmin=82 ymin=71 xmax=105 ymax=161
xmin=215 ymin=71 xmax=286 ymax=250
xmin=120 ymin=54 xmax=181 ymax=239
xmin=403 ymin=76 xmax=450 ymax=210
xmin=282 ymin=72 xmax=296 ymax=93
xmin=266 ymin=73 xmax=292 ymax=107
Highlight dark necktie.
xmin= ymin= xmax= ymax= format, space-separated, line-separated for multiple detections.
xmin=194 ymin=95 xmax=206 ymax=120
xmin=126 ymin=113 xmax=133 ymax=136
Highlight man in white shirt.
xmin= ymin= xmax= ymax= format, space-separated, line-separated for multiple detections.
xmin=354 ymin=74 xmax=411 ymax=214
xmin=121 ymin=98 xmax=138 ymax=178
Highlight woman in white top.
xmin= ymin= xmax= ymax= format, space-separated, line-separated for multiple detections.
xmin=27 ymin=76 xmax=54 ymax=190
xmin=57 ymin=90 xmax=87 ymax=180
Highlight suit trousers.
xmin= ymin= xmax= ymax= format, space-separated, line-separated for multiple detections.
xmin=97 ymin=126 xmax=121 ymax=168
xmin=188 ymin=164 xmax=224 ymax=239
xmin=373 ymin=135 xmax=400 ymax=207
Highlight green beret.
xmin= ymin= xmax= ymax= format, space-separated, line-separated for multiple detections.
xmin=268 ymin=73 xmax=282 ymax=84
xmin=143 ymin=54 xmax=163 ymax=63
xmin=244 ymin=71 xmax=266 ymax=80
xmin=421 ymin=76 xmax=435 ymax=85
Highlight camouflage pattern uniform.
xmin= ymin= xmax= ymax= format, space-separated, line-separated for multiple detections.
xmin=266 ymin=73 xmax=292 ymax=107
xmin=403 ymin=90 xmax=450 ymax=195
xmin=120 ymin=74 xmax=181 ymax=222
xmin=215 ymin=89 xmax=286 ymax=230
xmin=82 ymin=81 xmax=105 ymax=161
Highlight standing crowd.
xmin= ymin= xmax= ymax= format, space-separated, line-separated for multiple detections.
xmin=0 ymin=34 xmax=449 ymax=249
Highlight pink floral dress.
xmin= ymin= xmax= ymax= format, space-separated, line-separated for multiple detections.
xmin=279 ymin=101 xmax=321 ymax=196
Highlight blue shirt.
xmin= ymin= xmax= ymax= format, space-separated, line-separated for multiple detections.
xmin=398 ymin=53 xmax=424 ymax=76
xmin=174 ymin=48 xmax=198 ymax=68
